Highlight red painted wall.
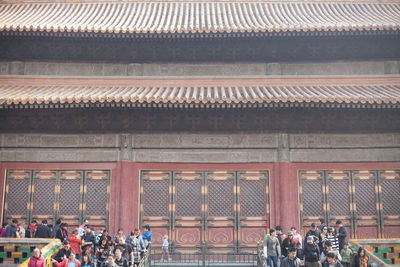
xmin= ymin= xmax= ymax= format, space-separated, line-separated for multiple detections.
xmin=1 ymin=161 xmax=399 ymax=236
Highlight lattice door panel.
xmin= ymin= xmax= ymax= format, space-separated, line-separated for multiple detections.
xmin=237 ymin=171 xmax=269 ymax=253
xmin=299 ymin=171 xmax=325 ymax=232
xmin=58 ymin=171 xmax=84 ymax=230
xmin=379 ymin=170 xmax=400 ymax=238
xmin=4 ymin=170 xmax=32 ymax=222
xmin=325 ymin=171 xmax=354 ymax=238
xmin=141 ymin=171 xmax=171 ymax=247
xmin=173 ymin=171 xmax=203 ymax=251
xmin=83 ymin=170 xmax=110 ymax=232
xmin=352 ymin=171 xmax=381 ymax=239
xmin=31 ymin=170 xmax=58 ymax=225
xmin=205 ymin=172 xmax=236 ymax=252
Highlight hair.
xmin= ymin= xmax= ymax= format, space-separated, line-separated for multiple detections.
xmin=327 ymin=252 xmax=336 ymax=259
xmin=33 ymin=248 xmax=41 ymax=254
xmin=12 ymin=219 xmax=18 ymax=224
xmin=325 ymin=240 xmax=332 ymax=247
xmin=72 ymin=228 xmax=79 ymax=234
xmin=69 ymin=251 xmax=76 ymax=257
xmin=320 ymin=218 xmax=325 ymax=224
xmin=32 ymin=220 xmax=37 ymax=224
xmin=295 ymin=242 xmax=301 ymax=247
xmin=358 ymin=247 xmax=367 ymax=257
xmin=114 ymin=247 xmax=122 ymax=253
xmin=117 ymin=228 xmax=124 ymax=232
xmin=103 ymin=229 xmax=108 ymax=233
xmin=344 ymin=242 xmax=349 ymax=246
xmin=290 ymin=226 xmax=296 ymax=231
xmin=275 ymin=225 xmax=282 ymax=231
xmin=84 ymin=224 xmax=90 ymax=228
xmin=108 ymin=255 xmax=115 ymax=260
xmin=2 ymin=222 xmax=8 ymax=228
xmin=336 ymin=220 xmax=342 ymax=225
xmin=83 ymin=254 xmax=92 ymax=264
xmin=311 ymin=223 xmax=316 ymax=227
xmin=63 ymin=240 xmax=70 ymax=245
xmin=42 ymin=219 xmax=47 ymax=224
xmin=56 ymin=219 xmax=62 ymax=225
xmin=143 ymin=224 xmax=150 ymax=230
xmin=134 ymin=228 xmax=140 ymax=232
xmin=270 ymin=228 xmax=275 ymax=234
xmin=288 ymin=247 xmax=297 ymax=253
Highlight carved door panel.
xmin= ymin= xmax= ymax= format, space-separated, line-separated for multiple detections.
xmin=31 ymin=170 xmax=58 ymax=226
xmin=173 ymin=171 xmax=203 ymax=252
xmin=352 ymin=171 xmax=381 ymax=239
xmin=83 ymin=170 xmax=110 ymax=232
xmin=237 ymin=171 xmax=269 ymax=253
xmin=140 ymin=171 xmax=172 ymax=248
xmin=325 ymin=171 xmax=354 ymax=238
xmin=3 ymin=170 xmax=32 ymax=224
xmin=378 ymin=170 xmax=400 ymax=238
xmin=58 ymin=170 xmax=84 ymax=231
xmin=205 ymin=172 xmax=236 ymax=253
xmin=299 ymin=171 xmax=326 ymax=233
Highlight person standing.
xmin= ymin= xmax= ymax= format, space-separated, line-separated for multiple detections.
xmin=281 ymin=247 xmax=302 ymax=267
xmin=142 ymin=225 xmax=152 ymax=250
xmin=306 ymin=223 xmax=321 ymax=246
xmin=5 ymin=219 xmax=18 ymax=238
xmin=282 ymin=231 xmax=296 ymax=257
xmin=35 ymin=220 xmax=51 ymax=238
xmin=55 ymin=223 xmax=68 ymax=242
xmin=340 ymin=243 xmax=353 ymax=267
xmin=28 ymin=248 xmax=45 ymax=267
xmin=324 ymin=228 xmax=339 ymax=252
xmin=303 ymin=236 xmax=320 ymax=267
xmin=54 ymin=240 xmax=75 ymax=263
xmin=70 ymin=229 xmax=82 ymax=260
xmin=82 ymin=225 xmax=96 ymax=254
xmin=263 ymin=228 xmax=281 ymax=267
xmin=161 ymin=235 xmax=171 ymax=262
xmin=335 ymin=221 xmax=347 ymax=253
xmin=114 ymin=247 xmax=129 ymax=267
xmin=291 ymin=227 xmax=303 ymax=248
xmin=352 ymin=248 xmax=369 ymax=267
xmin=52 ymin=251 xmax=81 ymax=267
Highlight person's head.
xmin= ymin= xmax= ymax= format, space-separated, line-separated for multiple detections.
xmin=134 ymin=228 xmax=140 ymax=235
xmin=295 ymin=242 xmax=301 ymax=249
xmin=69 ymin=252 xmax=76 ymax=261
xmin=41 ymin=219 xmax=48 ymax=225
xmin=12 ymin=219 xmax=18 ymax=226
xmin=61 ymin=223 xmax=68 ymax=229
xmin=325 ymin=240 xmax=332 ymax=250
xmin=118 ymin=236 xmax=125 ymax=244
xmin=115 ymin=247 xmax=122 ymax=259
xmin=32 ymin=248 xmax=41 ymax=259
xmin=83 ymin=254 xmax=91 ymax=264
xmin=164 ymin=234 xmax=168 ymax=240
xmin=2 ymin=222 xmax=7 ymax=228
xmin=287 ymin=231 xmax=293 ymax=240
xmin=32 ymin=220 xmax=37 ymax=225
xmin=327 ymin=227 xmax=333 ymax=235
xmin=327 ymin=252 xmax=337 ymax=265
xmin=336 ymin=220 xmax=343 ymax=227
xmin=358 ymin=247 xmax=366 ymax=257
xmin=288 ymin=247 xmax=297 ymax=260
xmin=63 ymin=240 xmax=70 ymax=250
xmin=84 ymin=224 xmax=91 ymax=233
xmin=307 ymin=236 xmax=313 ymax=244
xmin=311 ymin=223 xmax=316 ymax=230
xmin=275 ymin=225 xmax=282 ymax=234
xmin=143 ymin=224 xmax=150 ymax=233
xmin=343 ymin=242 xmax=349 ymax=249
xmin=290 ymin=227 xmax=296 ymax=234
xmin=107 ymin=255 xmax=115 ymax=265
xmin=270 ymin=228 xmax=276 ymax=237
xmin=103 ymin=229 xmax=109 ymax=236
xmin=322 ymin=226 xmax=328 ymax=233
xmin=56 ymin=218 xmax=61 ymax=225
xmin=101 ymin=238 xmax=107 ymax=246
xmin=117 ymin=228 xmax=124 ymax=235
xmin=319 ymin=218 xmax=325 ymax=225
xmin=72 ymin=228 xmax=79 ymax=235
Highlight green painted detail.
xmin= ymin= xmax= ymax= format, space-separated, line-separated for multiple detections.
xmin=381 ymin=259 xmax=391 ymax=264
xmin=20 ymin=246 xmax=32 ymax=253
xmin=376 ymin=247 xmax=389 ymax=253
xmin=0 ymin=252 xmax=7 ymax=258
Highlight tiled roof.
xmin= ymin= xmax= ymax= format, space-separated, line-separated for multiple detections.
xmin=0 ymin=76 xmax=399 ymax=108
xmin=0 ymin=2 xmax=400 ymax=36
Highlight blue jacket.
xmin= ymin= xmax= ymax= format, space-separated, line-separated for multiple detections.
xmin=142 ymin=231 xmax=152 ymax=243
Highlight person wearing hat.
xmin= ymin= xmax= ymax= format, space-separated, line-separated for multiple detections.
xmin=54 ymin=240 xmax=76 ymax=263
xmin=335 ymin=221 xmax=347 ymax=253
xmin=324 ymin=228 xmax=339 ymax=252
xmin=306 ymin=223 xmax=322 ymax=246
xmin=282 ymin=231 xmax=296 ymax=257
xmin=303 ymin=235 xmax=320 ymax=267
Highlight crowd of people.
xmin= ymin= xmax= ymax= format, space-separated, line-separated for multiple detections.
xmin=1 ymin=218 xmax=153 ymax=267
xmin=263 ymin=220 xmax=369 ymax=267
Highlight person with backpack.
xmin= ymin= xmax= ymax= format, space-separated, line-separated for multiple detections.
xmin=303 ymin=236 xmax=320 ymax=267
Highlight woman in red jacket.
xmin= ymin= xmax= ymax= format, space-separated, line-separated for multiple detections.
xmin=52 ymin=251 xmax=81 ymax=267
xmin=28 ymin=248 xmax=45 ymax=267
xmin=70 ymin=229 xmax=82 ymax=260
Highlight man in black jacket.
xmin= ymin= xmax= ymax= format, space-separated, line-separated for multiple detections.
xmin=5 ymin=219 xmax=18 ymax=237
xmin=54 ymin=240 xmax=75 ymax=263
xmin=35 ymin=220 xmax=51 ymax=238
xmin=335 ymin=220 xmax=347 ymax=253
xmin=303 ymin=236 xmax=320 ymax=267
